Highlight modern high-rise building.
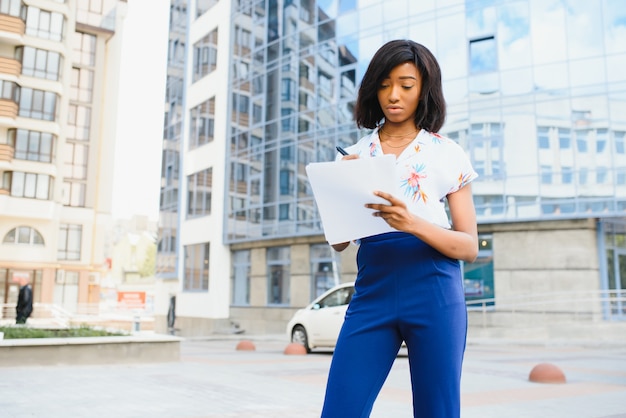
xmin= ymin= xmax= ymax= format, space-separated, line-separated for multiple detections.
xmin=156 ymin=0 xmax=626 ymax=336
xmin=0 ymin=0 xmax=127 ymax=315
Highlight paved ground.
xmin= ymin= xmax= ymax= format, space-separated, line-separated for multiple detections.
xmin=0 ymin=335 xmax=625 ymax=418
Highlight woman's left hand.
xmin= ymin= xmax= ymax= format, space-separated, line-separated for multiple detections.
xmin=365 ymin=191 xmax=416 ymax=232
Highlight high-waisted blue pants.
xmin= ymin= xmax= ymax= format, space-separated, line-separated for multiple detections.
xmin=321 ymin=232 xmax=467 ymax=418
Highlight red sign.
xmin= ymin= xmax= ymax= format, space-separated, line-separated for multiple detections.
xmin=117 ymin=291 xmax=146 ymax=309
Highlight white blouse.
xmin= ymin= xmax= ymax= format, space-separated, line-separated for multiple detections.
xmin=337 ymin=127 xmax=478 ymax=229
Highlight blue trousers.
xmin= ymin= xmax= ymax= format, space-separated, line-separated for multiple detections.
xmin=321 ymin=232 xmax=467 ymax=418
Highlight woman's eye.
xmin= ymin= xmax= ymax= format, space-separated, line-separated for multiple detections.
xmin=402 ymin=85 xmax=414 ymax=89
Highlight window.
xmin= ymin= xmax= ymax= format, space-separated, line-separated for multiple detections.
xmin=70 ymin=67 xmax=94 ymax=103
xmin=58 ymin=224 xmax=82 ymax=260
xmin=192 ymin=29 xmax=218 ymax=82
xmin=469 ymin=36 xmax=497 ymax=73
xmin=310 ymin=244 xmax=337 ymax=298
xmin=231 ymin=249 xmax=250 ymax=305
xmin=16 ymin=46 xmax=62 ymax=81
xmin=474 ymin=161 xmax=485 ymax=177
xmin=232 ymin=93 xmax=250 ymax=114
xmin=318 ymin=71 xmax=333 ymax=96
xmin=3 ymin=226 xmax=44 ymax=245
xmin=317 ymin=286 xmax=354 ymax=308
xmin=0 ymin=80 xmax=18 ymax=101
xmin=10 ymin=129 xmax=55 ymax=163
xmin=597 ymin=167 xmax=608 ymax=184
xmin=541 ymin=165 xmax=552 ymax=184
xmin=67 ymin=104 xmax=91 ymax=140
xmin=281 ymin=78 xmax=296 ymax=102
xmin=558 ymin=129 xmax=571 ymax=149
xmin=183 ymin=243 xmax=209 ymax=291
xmin=279 ymin=169 xmax=293 ymax=195
xmin=63 ymin=142 xmax=88 ymax=179
xmin=267 ymin=246 xmax=290 ymax=305
xmin=615 ymin=131 xmax=625 ymax=154
xmin=0 ymin=0 xmax=27 ymax=18
xmin=579 ymin=168 xmax=588 ymax=185
xmin=73 ymin=32 xmax=96 ymax=66
xmin=576 ymin=130 xmax=588 ymax=152
xmin=187 ymin=168 xmax=212 ymax=218
xmin=189 ymin=97 xmax=215 ymax=149
xmin=562 ymin=167 xmax=573 ymax=184
xmin=25 ymin=6 xmax=64 ymax=41
xmin=233 ymin=26 xmax=251 ymax=56
xmin=62 ymin=181 xmax=86 ymax=207
xmin=9 ymin=172 xmax=51 ymax=200
xmin=279 ymin=203 xmax=290 ymax=220
xmin=18 ymin=87 xmax=58 ymax=121
xmin=597 ymin=129 xmax=608 ymax=152
xmin=537 ymin=127 xmax=550 ymax=149
xmin=196 ymin=0 xmax=219 ymax=18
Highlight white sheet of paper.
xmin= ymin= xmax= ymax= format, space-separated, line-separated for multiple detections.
xmin=306 ymin=154 xmax=400 ymax=245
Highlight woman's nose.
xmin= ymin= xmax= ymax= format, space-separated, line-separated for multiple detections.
xmin=388 ymin=85 xmax=400 ymax=102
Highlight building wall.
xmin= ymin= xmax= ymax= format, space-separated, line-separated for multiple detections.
xmin=157 ymin=0 xmax=626 ymax=336
xmin=0 ymin=0 xmax=128 ymax=311
xmin=222 ymin=219 xmax=602 ymax=335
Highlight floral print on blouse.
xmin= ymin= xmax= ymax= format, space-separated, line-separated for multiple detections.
xmin=336 ymin=127 xmax=478 ymax=229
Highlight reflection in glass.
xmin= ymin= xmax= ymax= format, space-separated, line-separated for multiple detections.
xmin=564 ymin=0 xmax=603 ymax=60
xmin=529 ymin=0 xmax=567 ymax=65
xmin=534 ymin=62 xmax=568 ymax=91
xmin=569 ymin=57 xmax=606 ymax=87
xmin=497 ymin=1 xmax=530 ymax=70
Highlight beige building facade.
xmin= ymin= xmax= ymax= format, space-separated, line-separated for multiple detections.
xmin=0 ymin=0 xmax=128 ymax=316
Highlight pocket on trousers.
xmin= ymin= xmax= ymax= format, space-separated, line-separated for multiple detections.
xmin=430 ymin=259 xmax=465 ymax=308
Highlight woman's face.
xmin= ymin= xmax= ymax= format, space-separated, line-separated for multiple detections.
xmin=377 ymin=62 xmax=422 ymax=126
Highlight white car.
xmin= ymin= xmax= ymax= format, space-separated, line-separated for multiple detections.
xmin=286 ymin=281 xmax=355 ymax=353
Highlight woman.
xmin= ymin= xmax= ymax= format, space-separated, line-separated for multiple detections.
xmin=321 ymin=40 xmax=478 ymax=418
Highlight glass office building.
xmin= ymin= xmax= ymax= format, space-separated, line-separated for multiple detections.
xmin=157 ymin=0 xmax=626 ymax=334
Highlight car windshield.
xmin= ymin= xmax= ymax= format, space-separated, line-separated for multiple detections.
xmin=317 ymin=287 xmax=354 ymax=309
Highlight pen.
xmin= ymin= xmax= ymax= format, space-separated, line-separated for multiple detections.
xmin=336 ymin=146 xmax=349 ymax=156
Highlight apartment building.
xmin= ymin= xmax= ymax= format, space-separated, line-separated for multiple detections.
xmin=0 ymin=0 xmax=127 ymax=315
xmin=156 ymin=0 xmax=626 ymax=336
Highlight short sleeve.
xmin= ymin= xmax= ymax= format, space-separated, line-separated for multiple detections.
xmin=447 ymin=142 xmax=478 ymax=194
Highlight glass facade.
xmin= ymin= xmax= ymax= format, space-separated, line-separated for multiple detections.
xmin=223 ymin=0 xmax=626 ymax=243
xmin=158 ymin=0 xmax=626 ymax=318
xmin=156 ymin=0 xmax=187 ymax=278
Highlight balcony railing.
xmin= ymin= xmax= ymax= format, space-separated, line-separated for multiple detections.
xmin=0 ymin=143 xmax=14 ymax=162
xmin=0 ymin=98 xmax=18 ymax=119
xmin=0 ymin=14 xmax=25 ymax=38
xmin=466 ymin=289 xmax=626 ymax=326
xmin=0 ymin=56 xmax=21 ymax=77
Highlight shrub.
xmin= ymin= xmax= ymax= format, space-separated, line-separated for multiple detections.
xmin=0 ymin=325 xmax=127 ymax=339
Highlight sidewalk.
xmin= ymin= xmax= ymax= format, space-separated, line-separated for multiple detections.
xmin=0 ymin=334 xmax=625 ymax=418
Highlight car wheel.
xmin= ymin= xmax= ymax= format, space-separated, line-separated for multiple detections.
xmin=291 ymin=325 xmax=311 ymax=353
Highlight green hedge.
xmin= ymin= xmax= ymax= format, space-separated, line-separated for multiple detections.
xmin=0 ymin=325 xmax=127 ymax=339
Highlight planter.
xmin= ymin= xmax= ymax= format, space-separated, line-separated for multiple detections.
xmin=0 ymin=333 xmax=182 ymax=367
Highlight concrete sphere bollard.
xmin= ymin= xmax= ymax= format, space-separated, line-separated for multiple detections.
xmin=236 ymin=340 xmax=256 ymax=351
xmin=528 ymin=363 xmax=566 ymax=384
xmin=284 ymin=342 xmax=308 ymax=355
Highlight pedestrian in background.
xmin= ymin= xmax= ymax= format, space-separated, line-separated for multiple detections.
xmin=15 ymin=276 xmax=33 ymax=324
xmin=321 ymin=39 xmax=478 ymax=418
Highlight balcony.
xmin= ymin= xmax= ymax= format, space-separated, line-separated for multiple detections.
xmin=0 ymin=14 xmax=25 ymax=43
xmin=0 ymin=98 xmax=18 ymax=119
xmin=0 ymin=56 xmax=21 ymax=77
xmin=0 ymin=194 xmax=57 ymax=220
xmin=0 ymin=143 xmax=14 ymax=162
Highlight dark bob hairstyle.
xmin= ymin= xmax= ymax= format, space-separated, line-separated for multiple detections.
xmin=354 ymin=39 xmax=446 ymax=133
